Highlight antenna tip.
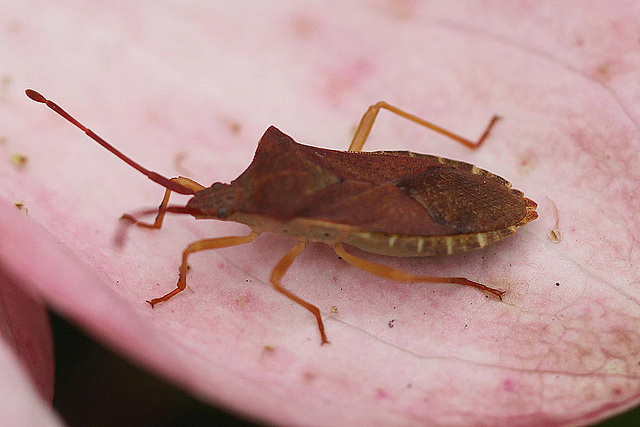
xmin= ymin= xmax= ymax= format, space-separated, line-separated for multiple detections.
xmin=25 ymin=89 xmax=46 ymax=103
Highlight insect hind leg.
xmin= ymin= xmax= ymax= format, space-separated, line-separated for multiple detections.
xmin=348 ymin=101 xmax=500 ymax=152
xmin=332 ymin=243 xmax=505 ymax=300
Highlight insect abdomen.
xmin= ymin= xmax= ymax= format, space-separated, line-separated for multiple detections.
xmin=344 ymin=227 xmax=519 ymax=257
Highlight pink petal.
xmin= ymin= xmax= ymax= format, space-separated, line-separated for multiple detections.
xmin=1 ymin=2 xmax=639 ymax=425
xmin=0 ymin=339 xmax=62 ymax=426
xmin=0 ymin=257 xmax=59 ymax=424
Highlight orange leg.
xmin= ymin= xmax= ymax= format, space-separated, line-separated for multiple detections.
xmin=121 ymin=176 xmax=205 ymax=229
xmin=332 ymin=243 xmax=505 ymax=300
xmin=349 ymin=101 xmax=500 ymax=152
xmin=269 ymin=241 xmax=329 ymax=345
xmin=147 ymin=232 xmax=260 ymax=306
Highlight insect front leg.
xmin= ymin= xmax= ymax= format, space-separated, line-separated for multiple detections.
xmin=349 ymin=101 xmax=500 ymax=152
xmin=269 ymin=241 xmax=329 ymax=345
xmin=332 ymin=243 xmax=505 ymax=300
xmin=147 ymin=232 xmax=259 ymax=307
xmin=122 ymin=176 xmax=205 ymax=229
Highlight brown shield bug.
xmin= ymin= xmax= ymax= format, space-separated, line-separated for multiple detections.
xmin=26 ymin=89 xmax=537 ymax=344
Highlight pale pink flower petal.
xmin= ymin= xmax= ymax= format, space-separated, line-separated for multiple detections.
xmin=0 ymin=339 xmax=62 ymax=426
xmin=1 ymin=2 xmax=639 ymax=425
xmin=0 ymin=263 xmax=59 ymax=425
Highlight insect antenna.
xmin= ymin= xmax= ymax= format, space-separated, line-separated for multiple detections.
xmin=25 ymin=89 xmax=195 ymax=195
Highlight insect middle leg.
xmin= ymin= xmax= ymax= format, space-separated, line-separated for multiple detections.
xmin=349 ymin=101 xmax=500 ymax=152
xmin=122 ymin=176 xmax=205 ymax=229
xmin=269 ymin=241 xmax=330 ymax=345
xmin=332 ymin=243 xmax=505 ymax=300
xmin=147 ymin=232 xmax=260 ymax=307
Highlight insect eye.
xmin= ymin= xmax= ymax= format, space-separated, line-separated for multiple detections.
xmin=217 ymin=208 xmax=229 ymax=219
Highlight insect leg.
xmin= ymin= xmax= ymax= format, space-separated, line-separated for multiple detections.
xmin=332 ymin=243 xmax=505 ymax=300
xmin=122 ymin=177 xmax=205 ymax=229
xmin=147 ymin=232 xmax=259 ymax=306
xmin=270 ymin=241 xmax=329 ymax=345
xmin=348 ymin=101 xmax=500 ymax=152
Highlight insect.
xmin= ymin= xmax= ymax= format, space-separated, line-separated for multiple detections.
xmin=26 ymin=89 xmax=538 ymax=344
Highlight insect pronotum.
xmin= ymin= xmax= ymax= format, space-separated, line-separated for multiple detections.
xmin=26 ymin=89 xmax=537 ymax=344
